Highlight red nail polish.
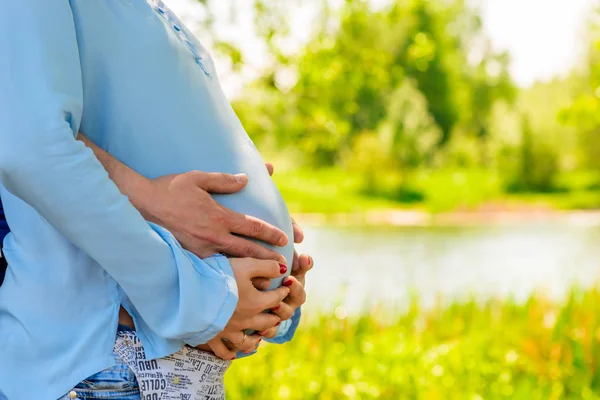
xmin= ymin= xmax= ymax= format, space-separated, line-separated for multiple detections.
xmin=271 ymin=305 xmax=281 ymax=311
xmin=283 ymin=279 xmax=293 ymax=287
xmin=279 ymin=264 xmax=287 ymax=274
xmin=231 ymin=356 xmax=236 ymax=360
xmin=275 ymin=321 xmax=281 ymax=326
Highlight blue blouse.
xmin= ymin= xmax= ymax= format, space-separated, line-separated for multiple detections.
xmin=0 ymin=201 xmax=8 ymax=251
xmin=0 ymin=1 xmax=299 ymax=399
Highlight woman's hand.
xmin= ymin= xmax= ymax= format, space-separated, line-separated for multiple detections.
xmin=199 ymin=258 xmax=290 ymax=360
xmin=259 ymin=253 xmax=313 ymax=338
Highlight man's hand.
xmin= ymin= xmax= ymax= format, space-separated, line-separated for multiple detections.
xmin=77 ymin=134 xmax=289 ymax=261
xmin=137 ymin=171 xmax=289 ymax=261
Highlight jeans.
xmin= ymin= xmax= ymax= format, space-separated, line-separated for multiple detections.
xmin=57 ymin=326 xmax=140 ymax=400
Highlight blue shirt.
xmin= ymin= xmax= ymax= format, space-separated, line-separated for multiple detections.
xmin=0 ymin=201 xmax=8 ymax=246
xmin=0 ymin=1 xmax=299 ymax=399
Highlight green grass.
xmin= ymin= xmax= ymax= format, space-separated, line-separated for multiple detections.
xmin=272 ymin=167 xmax=600 ymax=215
xmin=226 ymin=288 xmax=600 ymax=399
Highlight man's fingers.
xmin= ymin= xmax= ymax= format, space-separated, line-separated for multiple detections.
xmin=224 ymin=237 xmax=286 ymax=263
xmin=244 ymin=313 xmax=281 ymax=332
xmin=265 ymin=163 xmax=274 ymax=177
xmin=292 ymin=217 xmax=304 ymax=244
xmin=229 ymin=213 xmax=288 ymax=247
xmin=252 ymin=277 xmax=272 ymax=291
xmin=193 ymin=171 xmax=248 ymax=194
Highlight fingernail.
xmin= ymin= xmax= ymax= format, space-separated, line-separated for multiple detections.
xmin=283 ymin=278 xmax=293 ymax=287
xmin=279 ymin=264 xmax=287 ymax=274
xmin=258 ymin=331 xmax=267 ymax=336
xmin=309 ymin=256 xmax=313 ymax=266
xmin=271 ymin=305 xmax=281 ymax=311
xmin=275 ymin=321 xmax=281 ymax=326
xmin=234 ymin=173 xmax=247 ymax=183
xmin=231 ymin=356 xmax=236 ymax=360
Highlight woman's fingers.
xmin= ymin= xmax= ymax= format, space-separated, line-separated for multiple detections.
xmin=257 ymin=286 xmax=290 ymax=310
xmin=244 ymin=312 xmax=281 ymax=332
xmin=291 ymin=254 xmax=312 ymax=287
xmin=270 ymin=301 xmax=295 ymax=321
xmin=282 ymin=276 xmax=306 ymax=309
xmin=244 ymin=259 xmax=288 ymax=280
xmin=251 ymin=277 xmax=271 ymax=291
xmin=240 ymin=334 xmax=262 ymax=354
xmin=208 ymin=336 xmax=237 ymax=361
xmin=222 ymin=331 xmax=262 ymax=354
xmin=258 ymin=326 xmax=279 ymax=339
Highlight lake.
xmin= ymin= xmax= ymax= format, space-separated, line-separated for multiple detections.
xmin=296 ymin=218 xmax=600 ymax=314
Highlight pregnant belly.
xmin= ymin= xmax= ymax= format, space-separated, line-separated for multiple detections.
xmin=109 ymin=132 xmax=294 ymax=289
xmin=213 ymin=173 xmax=294 ymax=290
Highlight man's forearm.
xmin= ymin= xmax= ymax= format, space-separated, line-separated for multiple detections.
xmin=75 ymin=133 xmax=289 ymax=261
xmin=76 ymin=133 xmax=156 ymax=219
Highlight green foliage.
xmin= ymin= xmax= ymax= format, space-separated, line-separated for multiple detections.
xmin=505 ymin=116 xmax=560 ymax=193
xmin=195 ymin=0 xmax=597 ymax=212
xmin=231 ymin=0 xmax=514 ymax=169
xmin=226 ymin=287 xmax=600 ymax=399
xmin=560 ymin=7 xmax=600 ymax=171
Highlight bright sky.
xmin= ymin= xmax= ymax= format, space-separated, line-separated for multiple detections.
xmin=164 ymin=0 xmax=594 ymax=90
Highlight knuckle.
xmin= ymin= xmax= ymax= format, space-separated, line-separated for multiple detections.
xmin=212 ymin=211 xmax=229 ymax=227
xmin=186 ymin=170 xmax=204 ymax=183
xmin=202 ymin=230 xmax=221 ymax=245
xmin=243 ymin=244 xmax=259 ymax=258
xmin=249 ymin=220 xmax=264 ymax=237
xmin=220 ymin=172 xmax=236 ymax=184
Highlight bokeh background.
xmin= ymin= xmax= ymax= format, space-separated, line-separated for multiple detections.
xmin=166 ymin=0 xmax=600 ymax=398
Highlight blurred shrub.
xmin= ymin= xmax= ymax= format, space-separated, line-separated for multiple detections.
xmin=504 ymin=116 xmax=560 ymax=193
xmin=226 ymin=287 xmax=600 ymax=399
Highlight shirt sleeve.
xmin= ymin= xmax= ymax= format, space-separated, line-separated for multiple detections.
xmin=0 ymin=0 xmax=236 ymax=345
xmin=264 ymin=307 xmax=302 ymax=344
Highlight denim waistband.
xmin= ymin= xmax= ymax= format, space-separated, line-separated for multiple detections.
xmin=117 ymin=324 xmax=135 ymax=332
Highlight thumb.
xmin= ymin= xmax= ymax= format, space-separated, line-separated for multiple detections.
xmin=195 ymin=172 xmax=248 ymax=194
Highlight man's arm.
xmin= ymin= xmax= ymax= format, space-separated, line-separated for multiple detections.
xmin=0 ymin=0 xmax=239 ymax=345
xmin=76 ymin=134 xmax=288 ymax=261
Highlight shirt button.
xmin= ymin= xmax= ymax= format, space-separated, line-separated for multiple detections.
xmin=173 ymin=25 xmax=181 ymax=32
xmin=68 ymin=391 xmax=78 ymax=399
xmin=196 ymin=58 xmax=210 ymax=76
xmin=157 ymin=7 xmax=165 ymax=14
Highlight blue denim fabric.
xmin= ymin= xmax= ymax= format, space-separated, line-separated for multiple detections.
xmin=57 ymin=326 xmax=140 ymax=400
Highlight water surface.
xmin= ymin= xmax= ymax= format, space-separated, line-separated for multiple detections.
xmin=296 ymin=221 xmax=600 ymax=313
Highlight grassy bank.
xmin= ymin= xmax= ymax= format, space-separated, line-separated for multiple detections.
xmin=272 ymin=168 xmax=600 ymax=215
xmin=226 ymin=288 xmax=600 ymax=399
